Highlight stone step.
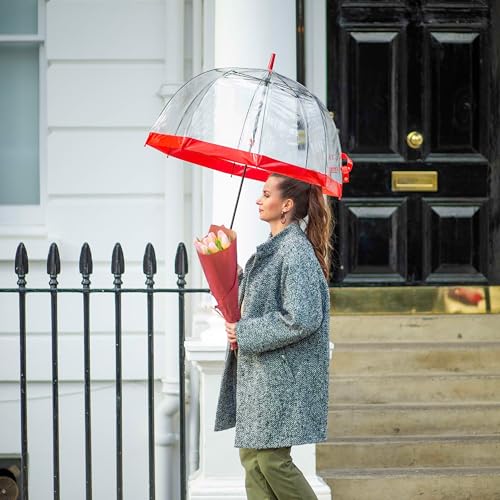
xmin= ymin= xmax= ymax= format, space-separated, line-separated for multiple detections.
xmin=330 ymin=342 xmax=500 ymax=375
xmin=330 ymin=374 xmax=500 ymax=404
xmin=318 ymin=467 xmax=500 ymax=500
xmin=328 ymin=402 xmax=500 ymax=438
xmin=330 ymin=314 xmax=500 ymax=344
xmin=317 ymin=435 xmax=500 ymax=470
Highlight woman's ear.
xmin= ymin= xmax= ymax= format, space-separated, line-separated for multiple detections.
xmin=283 ymin=198 xmax=294 ymax=212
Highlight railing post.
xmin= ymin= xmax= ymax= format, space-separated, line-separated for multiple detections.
xmin=47 ymin=243 xmax=61 ymax=500
xmin=143 ymin=243 xmax=157 ymax=500
xmin=15 ymin=243 xmax=29 ymax=500
xmin=175 ymin=243 xmax=188 ymax=500
xmin=111 ymin=243 xmax=125 ymax=500
xmin=79 ymin=243 xmax=93 ymax=500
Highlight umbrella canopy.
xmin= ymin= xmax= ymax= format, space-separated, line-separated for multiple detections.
xmin=146 ymin=55 xmax=352 ymax=199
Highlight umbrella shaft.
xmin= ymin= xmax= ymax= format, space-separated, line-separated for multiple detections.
xmin=230 ymin=164 xmax=248 ymax=230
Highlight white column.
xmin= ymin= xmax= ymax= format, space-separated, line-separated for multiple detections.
xmin=187 ymin=1 xmax=332 ymax=498
xmin=211 ymin=0 xmax=297 ymax=264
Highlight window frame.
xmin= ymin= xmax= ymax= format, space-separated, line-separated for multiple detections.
xmin=0 ymin=0 xmax=46 ymax=227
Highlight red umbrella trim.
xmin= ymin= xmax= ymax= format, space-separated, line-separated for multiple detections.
xmin=146 ymin=132 xmax=343 ymax=198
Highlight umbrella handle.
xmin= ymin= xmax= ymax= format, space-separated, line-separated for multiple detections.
xmin=341 ymin=153 xmax=353 ymax=183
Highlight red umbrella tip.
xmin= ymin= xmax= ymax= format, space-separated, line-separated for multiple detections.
xmin=267 ymin=53 xmax=276 ymax=71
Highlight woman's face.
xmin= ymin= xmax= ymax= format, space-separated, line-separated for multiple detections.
xmin=256 ymin=176 xmax=292 ymax=223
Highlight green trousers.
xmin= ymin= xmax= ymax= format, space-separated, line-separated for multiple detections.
xmin=239 ymin=447 xmax=318 ymax=500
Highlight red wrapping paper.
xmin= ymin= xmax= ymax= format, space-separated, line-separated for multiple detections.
xmin=195 ymin=224 xmax=240 ymax=350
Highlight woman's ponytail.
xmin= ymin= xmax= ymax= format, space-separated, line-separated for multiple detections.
xmin=305 ymin=186 xmax=334 ymax=281
xmin=270 ymin=174 xmax=334 ymax=281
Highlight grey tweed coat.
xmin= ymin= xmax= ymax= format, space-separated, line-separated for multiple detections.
xmin=214 ymin=221 xmax=330 ymax=449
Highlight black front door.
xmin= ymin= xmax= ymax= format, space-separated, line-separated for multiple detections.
xmin=328 ymin=0 xmax=500 ymax=285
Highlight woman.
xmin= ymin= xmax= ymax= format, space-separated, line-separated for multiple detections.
xmin=214 ymin=173 xmax=333 ymax=500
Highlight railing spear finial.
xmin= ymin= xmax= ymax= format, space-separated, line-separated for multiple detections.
xmin=15 ymin=242 xmax=29 ymax=287
xmin=111 ymin=243 xmax=125 ymax=286
xmin=143 ymin=243 xmax=157 ymax=286
xmin=79 ymin=243 xmax=93 ymax=283
xmin=47 ymin=243 xmax=61 ymax=286
xmin=175 ymin=243 xmax=188 ymax=286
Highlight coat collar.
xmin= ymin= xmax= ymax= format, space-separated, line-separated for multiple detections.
xmin=255 ymin=221 xmax=304 ymax=257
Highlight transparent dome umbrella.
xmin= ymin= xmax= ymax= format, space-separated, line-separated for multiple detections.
xmin=145 ymin=53 xmax=353 ymax=228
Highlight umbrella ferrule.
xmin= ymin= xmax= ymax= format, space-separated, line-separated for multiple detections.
xmin=267 ymin=53 xmax=276 ymax=71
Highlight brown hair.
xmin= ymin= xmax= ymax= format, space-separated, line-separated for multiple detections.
xmin=270 ymin=174 xmax=334 ymax=281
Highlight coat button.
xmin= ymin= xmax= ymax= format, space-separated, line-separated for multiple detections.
xmin=281 ymin=354 xmax=285 ymax=359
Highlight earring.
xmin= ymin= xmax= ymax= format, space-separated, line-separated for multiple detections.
xmin=280 ymin=211 xmax=287 ymax=224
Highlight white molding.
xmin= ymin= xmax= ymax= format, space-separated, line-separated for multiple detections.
xmin=0 ymin=225 xmax=47 ymax=237
xmin=188 ymin=473 xmax=247 ymax=500
xmin=0 ymin=224 xmax=51 ymax=260
xmin=50 ymin=59 xmax=164 ymax=65
xmin=202 ymin=0 xmax=215 ymax=71
xmin=305 ymin=0 xmax=327 ymax=104
xmin=38 ymin=0 xmax=48 ymax=228
xmin=157 ymin=81 xmax=184 ymax=100
xmin=192 ymin=0 xmax=203 ymax=75
xmin=0 ymin=35 xmax=44 ymax=42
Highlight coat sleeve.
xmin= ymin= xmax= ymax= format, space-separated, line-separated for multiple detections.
xmin=235 ymin=253 xmax=324 ymax=354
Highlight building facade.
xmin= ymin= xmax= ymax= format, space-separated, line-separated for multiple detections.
xmin=0 ymin=0 xmax=332 ymax=498
xmin=2 ymin=0 xmax=499 ymax=499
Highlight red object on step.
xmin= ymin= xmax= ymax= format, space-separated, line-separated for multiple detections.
xmin=448 ymin=287 xmax=484 ymax=306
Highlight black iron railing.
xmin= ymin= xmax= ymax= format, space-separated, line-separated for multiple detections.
xmin=0 ymin=241 xmax=210 ymax=500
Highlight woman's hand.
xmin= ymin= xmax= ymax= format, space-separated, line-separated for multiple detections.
xmin=225 ymin=321 xmax=238 ymax=344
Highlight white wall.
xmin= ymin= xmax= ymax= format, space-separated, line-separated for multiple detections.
xmin=45 ymin=0 xmax=167 ymax=267
xmin=0 ymin=1 xmax=186 ymax=498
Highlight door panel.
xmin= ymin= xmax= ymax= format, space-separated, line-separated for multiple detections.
xmin=422 ymin=198 xmax=488 ymax=283
xmin=425 ymin=29 xmax=486 ymax=157
xmin=345 ymin=30 xmax=405 ymax=155
xmin=337 ymin=198 xmax=407 ymax=283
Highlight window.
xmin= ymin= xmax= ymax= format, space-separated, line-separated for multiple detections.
xmin=0 ymin=0 xmax=42 ymax=208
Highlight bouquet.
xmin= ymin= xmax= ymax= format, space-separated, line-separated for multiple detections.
xmin=194 ymin=225 xmax=240 ymax=350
